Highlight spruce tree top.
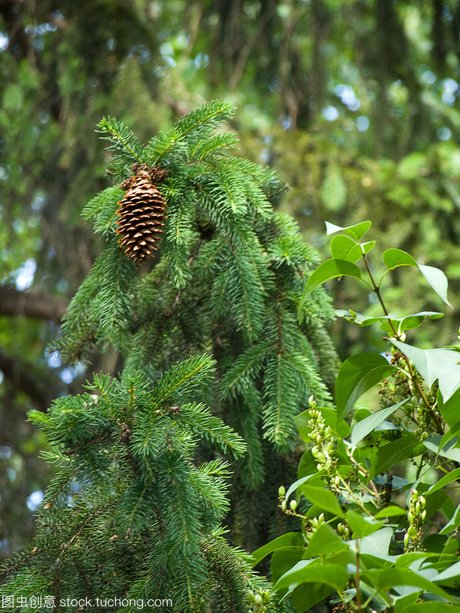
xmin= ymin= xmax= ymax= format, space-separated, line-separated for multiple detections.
xmin=59 ymin=99 xmax=336 ymax=452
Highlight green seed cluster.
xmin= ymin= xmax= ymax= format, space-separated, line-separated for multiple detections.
xmin=307 ymin=398 xmax=336 ymax=475
xmin=404 ymin=489 xmax=426 ymax=551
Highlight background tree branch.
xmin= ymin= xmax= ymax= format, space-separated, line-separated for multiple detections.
xmin=0 ymin=287 xmax=67 ymax=322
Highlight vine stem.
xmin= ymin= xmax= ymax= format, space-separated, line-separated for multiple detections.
xmin=361 ymin=252 xmax=444 ymax=435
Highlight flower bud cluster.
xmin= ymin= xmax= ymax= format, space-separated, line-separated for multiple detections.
xmin=305 ymin=513 xmax=325 ymax=542
xmin=336 ymin=522 xmax=350 ymax=540
xmin=415 ymin=404 xmax=432 ymax=440
xmin=307 ymin=399 xmax=336 ymax=476
xmin=404 ymin=489 xmax=426 ymax=551
xmin=248 ymin=589 xmax=270 ymax=611
xmin=278 ymin=485 xmax=300 ymax=516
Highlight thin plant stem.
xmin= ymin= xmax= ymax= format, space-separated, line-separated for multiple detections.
xmin=361 ymin=252 xmax=444 ymax=435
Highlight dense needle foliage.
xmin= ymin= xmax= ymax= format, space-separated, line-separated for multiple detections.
xmin=1 ymin=101 xmax=336 ymax=611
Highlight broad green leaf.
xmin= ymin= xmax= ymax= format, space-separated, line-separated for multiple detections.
xmin=439 ymin=502 xmax=460 ymax=535
xmin=438 ymin=389 xmax=460 ymax=428
xmin=325 ymin=220 xmax=372 ymax=240
xmin=336 ymin=310 xmax=393 ymax=329
xmin=285 ymin=473 xmax=323 ymax=501
xmin=303 ymin=258 xmax=362 ymax=295
xmin=394 ymin=594 xmax=420 ymax=611
xmin=251 ymin=532 xmax=303 ymax=566
xmin=336 ymin=310 xmax=443 ymax=333
xmin=275 ymin=561 xmax=348 ymax=592
xmin=291 ymin=583 xmax=335 ymax=613
xmin=424 ymin=489 xmax=449 ymax=521
xmin=442 ymin=537 xmax=460 ymax=556
xmin=370 ymin=434 xmax=422 ymax=478
xmin=383 ymin=248 xmax=417 ymax=270
xmin=350 ymin=527 xmax=393 ymax=556
xmin=336 ymin=353 xmax=396 ymax=420
xmin=345 ymin=510 xmax=384 ymax=537
xmin=271 ymin=547 xmax=305 ymax=584
xmin=297 ymin=450 xmax=319 ymax=478
xmin=423 ymin=435 xmax=460 ymax=463
xmin=298 ymin=258 xmax=363 ymax=321
xmin=351 ymin=399 xmax=408 ymax=449
xmin=426 ymin=468 xmax=460 ymax=495
xmin=394 ymin=552 xmax=435 ymax=568
xmin=374 ymin=506 xmax=406 ymax=519
xmin=366 ymin=568 xmax=450 ymax=599
xmin=434 ymin=560 xmax=460 ymax=582
xmin=330 ymin=235 xmax=375 ymax=262
xmin=381 ymin=251 xmax=451 ymax=307
xmin=302 ymin=485 xmax=343 ymax=517
xmin=397 ymin=311 xmax=444 ymax=330
xmin=330 ymin=235 xmax=360 ymax=261
xmin=418 ymin=264 xmax=452 ymax=307
xmin=392 ymin=340 xmax=460 ymax=402
xmin=438 ymin=416 xmax=460 ymax=449
xmin=303 ymin=524 xmax=348 ymax=557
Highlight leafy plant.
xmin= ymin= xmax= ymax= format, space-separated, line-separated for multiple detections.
xmin=254 ymin=221 xmax=460 ymax=612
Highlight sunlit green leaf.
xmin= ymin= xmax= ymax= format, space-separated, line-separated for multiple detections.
xmin=434 ymin=560 xmax=460 ymax=582
xmin=336 ymin=310 xmax=443 ymax=333
xmin=291 ymin=583 xmax=335 ymax=613
xmin=418 ymin=264 xmax=452 ymax=307
xmin=330 ymin=235 xmax=375 ymax=262
xmin=285 ymin=473 xmax=324 ymax=501
xmin=383 ymin=248 xmax=417 ymax=270
xmin=423 ymin=435 xmax=460 ymax=463
xmin=370 ymin=434 xmax=422 ymax=478
xmin=392 ymin=340 xmax=460 ymax=402
xmin=275 ymin=561 xmax=348 ymax=592
xmin=303 ymin=258 xmax=362 ymax=294
xmin=302 ymin=485 xmax=343 ymax=517
xmin=271 ymin=547 xmax=305 ymax=585
xmin=303 ymin=524 xmax=348 ymax=557
xmin=345 ymin=510 xmax=384 ymax=537
xmin=439 ymin=503 xmax=460 ymax=535
xmin=374 ymin=506 xmax=406 ymax=519
xmin=325 ymin=220 xmax=372 ymax=239
xmin=251 ymin=532 xmax=303 ymax=566
xmin=350 ymin=527 xmax=393 ymax=556
xmin=366 ymin=568 xmax=450 ymax=599
xmin=351 ymin=399 xmax=408 ymax=449
xmin=426 ymin=468 xmax=460 ymax=495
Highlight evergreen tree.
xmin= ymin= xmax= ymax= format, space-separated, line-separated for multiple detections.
xmin=59 ymin=99 xmax=337 ymax=546
xmin=1 ymin=357 xmax=278 ymax=611
xmin=1 ymin=100 xmax=336 ymax=610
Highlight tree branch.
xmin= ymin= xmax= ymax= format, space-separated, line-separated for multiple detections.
xmin=0 ymin=286 xmax=67 ymax=322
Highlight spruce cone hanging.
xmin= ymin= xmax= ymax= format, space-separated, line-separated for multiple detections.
xmin=116 ymin=163 xmax=168 ymax=262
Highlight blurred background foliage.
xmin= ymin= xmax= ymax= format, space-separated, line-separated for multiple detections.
xmin=1 ymin=0 xmax=459 ymax=558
